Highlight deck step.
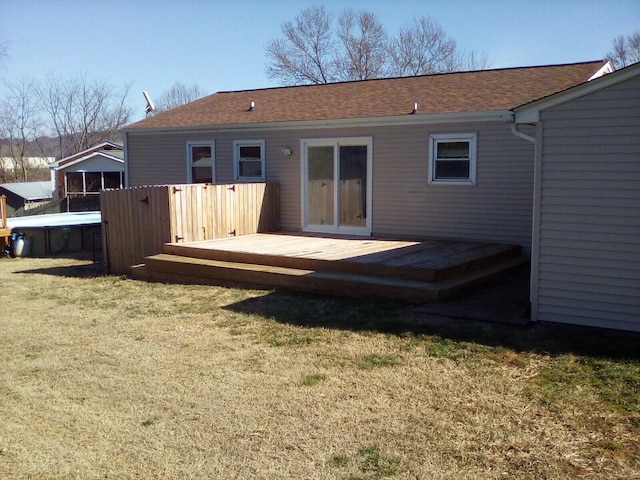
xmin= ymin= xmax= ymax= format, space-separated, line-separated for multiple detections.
xmin=162 ymin=241 xmax=521 ymax=283
xmin=139 ymin=253 xmax=528 ymax=303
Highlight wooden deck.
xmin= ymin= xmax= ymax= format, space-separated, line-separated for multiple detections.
xmin=133 ymin=233 xmax=529 ymax=303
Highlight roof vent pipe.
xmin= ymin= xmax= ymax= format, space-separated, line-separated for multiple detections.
xmin=248 ymin=101 xmax=255 ymax=111
xmin=410 ymin=102 xmax=418 ymax=114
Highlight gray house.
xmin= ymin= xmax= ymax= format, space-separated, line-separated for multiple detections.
xmin=123 ymin=59 xmax=640 ymax=331
xmin=514 ymin=62 xmax=640 ymax=331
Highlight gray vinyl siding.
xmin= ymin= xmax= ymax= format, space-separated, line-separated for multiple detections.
xmin=126 ymin=121 xmax=534 ymax=250
xmin=535 ymin=75 xmax=640 ymax=331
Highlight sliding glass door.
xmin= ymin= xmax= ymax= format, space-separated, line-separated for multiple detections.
xmin=302 ymin=137 xmax=372 ymax=235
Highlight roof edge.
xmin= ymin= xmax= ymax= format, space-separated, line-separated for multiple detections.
xmin=51 ymin=151 xmax=125 ymax=171
xmin=515 ymin=61 xmax=639 ymax=123
xmin=209 ymin=59 xmax=611 ymax=95
xmin=49 ymin=141 xmax=123 ymax=167
xmin=125 ymin=110 xmax=514 ymax=135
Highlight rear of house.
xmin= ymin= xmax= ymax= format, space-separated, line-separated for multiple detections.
xmin=126 ymin=121 xmax=536 ymax=250
xmin=122 ymin=60 xmax=640 ymax=331
xmin=125 ymin=62 xmax=608 ymax=254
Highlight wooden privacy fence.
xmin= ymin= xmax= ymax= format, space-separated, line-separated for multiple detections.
xmin=0 ymin=195 xmax=7 ymax=229
xmin=101 ymin=182 xmax=279 ymax=274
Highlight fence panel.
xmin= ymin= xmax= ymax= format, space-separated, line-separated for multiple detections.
xmin=101 ymin=182 xmax=279 ymax=274
xmin=101 ymin=185 xmax=171 ymax=274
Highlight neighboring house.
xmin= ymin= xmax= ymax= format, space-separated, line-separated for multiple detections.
xmin=122 ymin=59 xmax=640 ymax=331
xmin=0 ymin=181 xmax=53 ymax=217
xmin=49 ymin=142 xmax=125 ymax=210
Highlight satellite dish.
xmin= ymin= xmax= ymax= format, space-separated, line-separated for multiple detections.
xmin=143 ymin=91 xmax=155 ymax=115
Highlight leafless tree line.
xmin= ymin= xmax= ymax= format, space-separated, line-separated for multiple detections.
xmin=265 ymin=6 xmax=490 ymax=85
xmin=607 ymin=31 xmax=640 ymax=69
xmin=0 ymin=75 xmax=131 ymax=182
xmin=154 ymin=82 xmax=205 ymax=112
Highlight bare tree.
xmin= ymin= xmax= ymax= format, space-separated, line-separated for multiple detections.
xmin=266 ymin=8 xmax=489 ymax=85
xmin=37 ymin=75 xmax=132 ymax=158
xmin=155 ymin=82 xmax=205 ymax=111
xmin=387 ymin=16 xmax=459 ymax=76
xmin=461 ymin=50 xmax=491 ymax=71
xmin=266 ymin=5 xmax=338 ymax=84
xmin=335 ymin=9 xmax=388 ymax=81
xmin=0 ymin=80 xmax=44 ymax=182
xmin=0 ymin=41 xmax=7 ymax=67
xmin=607 ymin=31 xmax=640 ymax=69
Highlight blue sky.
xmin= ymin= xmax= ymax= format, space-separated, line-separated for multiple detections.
xmin=1 ymin=0 xmax=638 ymax=121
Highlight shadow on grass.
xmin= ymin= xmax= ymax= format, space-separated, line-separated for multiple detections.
xmin=13 ymin=261 xmax=106 ymax=279
xmin=224 ymin=289 xmax=640 ymax=361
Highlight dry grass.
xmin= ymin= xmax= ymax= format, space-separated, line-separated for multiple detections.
xmin=1 ymin=256 xmax=639 ymax=479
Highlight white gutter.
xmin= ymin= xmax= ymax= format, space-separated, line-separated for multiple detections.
xmin=510 ymin=122 xmax=536 ymax=143
xmin=124 ymin=109 xmax=515 ymax=135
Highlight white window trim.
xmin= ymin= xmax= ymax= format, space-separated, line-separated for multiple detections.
xmin=233 ymin=139 xmax=265 ymax=182
xmin=186 ymin=140 xmax=216 ymax=183
xmin=428 ymin=132 xmax=477 ymax=185
xmin=300 ymin=136 xmax=373 ymax=236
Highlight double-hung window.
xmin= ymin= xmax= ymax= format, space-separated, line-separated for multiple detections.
xmin=429 ymin=133 xmax=477 ymax=184
xmin=187 ymin=141 xmax=215 ymax=183
xmin=234 ymin=140 xmax=265 ymax=181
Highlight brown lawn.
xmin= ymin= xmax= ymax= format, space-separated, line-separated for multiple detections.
xmin=1 ymin=256 xmax=638 ymax=479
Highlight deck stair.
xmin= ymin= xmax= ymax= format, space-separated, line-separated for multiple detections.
xmin=132 ymin=233 xmax=529 ymax=303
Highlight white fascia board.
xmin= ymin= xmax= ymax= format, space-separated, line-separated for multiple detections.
xmin=124 ymin=110 xmax=513 ymax=135
xmin=54 ymin=152 xmax=124 ymax=171
xmin=49 ymin=141 xmax=123 ymax=168
xmin=515 ymin=61 xmax=640 ymax=124
xmin=589 ymin=60 xmax=614 ymax=80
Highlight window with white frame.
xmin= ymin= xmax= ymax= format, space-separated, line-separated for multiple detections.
xmin=429 ymin=133 xmax=477 ymax=184
xmin=187 ymin=141 xmax=215 ymax=183
xmin=234 ymin=140 xmax=265 ymax=181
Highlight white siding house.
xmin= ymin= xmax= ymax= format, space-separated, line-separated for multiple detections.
xmin=121 ymin=59 xmax=640 ymax=331
xmin=125 ymin=61 xmax=607 ymax=253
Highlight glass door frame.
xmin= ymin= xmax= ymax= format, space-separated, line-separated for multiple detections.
xmin=300 ymin=136 xmax=373 ymax=236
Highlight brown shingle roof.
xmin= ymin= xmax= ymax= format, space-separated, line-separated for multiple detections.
xmin=127 ymin=60 xmax=609 ymax=130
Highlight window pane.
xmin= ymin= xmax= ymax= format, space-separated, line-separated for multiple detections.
xmin=307 ymin=146 xmax=334 ymax=225
xmin=66 ymin=172 xmax=83 ymax=193
xmin=192 ymin=146 xmax=212 ymax=165
xmin=308 ymin=146 xmax=334 ymax=181
xmin=239 ymin=145 xmax=261 ymax=160
xmin=191 ymin=145 xmax=212 ymax=183
xmin=435 ymin=160 xmax=470 ymax=179
xmin=85 ymin=172 xmax=102 ymax=192
xmin=103 ymin=172 xmax=121 ymax=189
xmin=192 ymin=167 xmax=212 ymax=183
xmin=239 ymin=160 xmax=262 ymax=178
xmin=437 ymin=141 xmax=470 ymax=159
xmin=339 ymin=145 xmax=367 ymax=227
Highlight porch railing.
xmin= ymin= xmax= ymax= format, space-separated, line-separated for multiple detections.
xmin=100 ymin=182 xmax=280 ymax=274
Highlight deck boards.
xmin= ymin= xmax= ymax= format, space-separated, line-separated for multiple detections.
xmin=141 ymin=232 xmax=528 ymax=302
xmin=167 ymin=233 xmax=509 ymax=269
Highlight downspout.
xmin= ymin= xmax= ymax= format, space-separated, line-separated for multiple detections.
xmin=508 ymin=115 xmax=538 ymax=321
xmin=510 ymin=122 xmax=536 ymax=144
